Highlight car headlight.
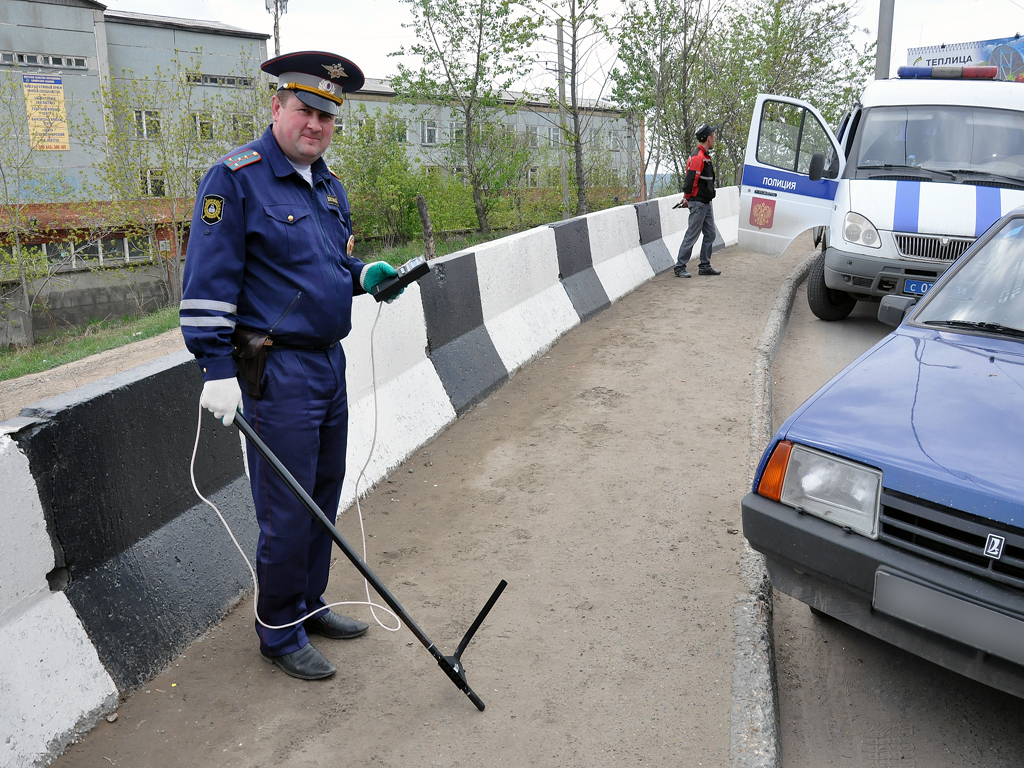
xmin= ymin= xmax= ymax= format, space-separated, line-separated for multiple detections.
xmin=843 ymin=212 xmax=881 ymax=249
xmin=757 ymin=441 xmax=882 ymax=539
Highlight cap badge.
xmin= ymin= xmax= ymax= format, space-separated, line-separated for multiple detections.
xmin=323 ymin=63 xmax=349 ymax=79
xmin=318 ymin=79 xmax=335 ymax=94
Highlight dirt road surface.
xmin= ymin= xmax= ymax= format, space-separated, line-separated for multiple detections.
xmin=46 ymin=241 xmax=806 ymax=768
xmin=772 ymin=287 xmax=1024 ymax=767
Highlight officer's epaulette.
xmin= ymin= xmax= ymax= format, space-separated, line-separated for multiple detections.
xmin=223 ymin=150 xmax=261 ymax=172
xmin=328 ymin=167 xmax=341 ymax=181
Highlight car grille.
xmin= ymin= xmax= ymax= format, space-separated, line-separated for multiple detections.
xmin=893 ymin=233 xmax=974 ymax=261
xmin=879 ymin=490 xmax=1024 ymax=594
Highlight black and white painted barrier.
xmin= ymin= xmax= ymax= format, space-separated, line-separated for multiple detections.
xmin=0 ymin=190 xmax=738 ymax=767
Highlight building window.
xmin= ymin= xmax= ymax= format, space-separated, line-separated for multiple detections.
xmin=451 ymin=121 xmax=465 ymax=144
xmin=395 ymin=120 xmax=407 ymax=144
xmin=185 ymin=72 xmax=253 ymax=88
xmin=421 ymin=120 xmax=437 ymax=145
xmin=232 ymin=114 xmax=255 ymax=142
xmin=140 ymin=169 xmax=166 ymax=197
xmin=127 ymin=236 xmax=152 ymax=262
xmin=528 ymin=126 xmax=540 ymax=148
xmin=193 ymin=112 xmax=214 ymax=141
xmin=547 ymin=126 xmax=560 ymax=147
xmin=528 ymin=167 xmax=540 ymax=187
xmin=1 ymin=51 xmax=87 ymax=68
xmin=134 ymin=110 xmax=161 ymax=139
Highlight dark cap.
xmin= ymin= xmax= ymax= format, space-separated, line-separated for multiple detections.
xmin=696 ymin=123 xmax=717 ymax=141
xmin=261 ymin=51 xmax=365 ymax=116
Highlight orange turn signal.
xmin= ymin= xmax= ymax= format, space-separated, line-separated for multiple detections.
xmin=758 ymin=440 xmax=793 ymax=501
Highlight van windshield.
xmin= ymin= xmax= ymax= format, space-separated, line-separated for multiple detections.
xmin=853 ymin=106 xmax=1024 ymax=183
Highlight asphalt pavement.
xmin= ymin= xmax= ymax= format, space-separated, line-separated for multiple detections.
xmin=771 ymin=287 xmax=1024 ymax=768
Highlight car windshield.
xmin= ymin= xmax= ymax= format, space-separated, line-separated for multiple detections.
xmin=915 ymin=218 xmax=1024 ymax=335
xmin=853 ymin=105 xmax=1024 ymax=182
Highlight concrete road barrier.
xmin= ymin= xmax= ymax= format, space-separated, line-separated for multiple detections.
xmin=0 ymin=192 xmax=741 ymax=767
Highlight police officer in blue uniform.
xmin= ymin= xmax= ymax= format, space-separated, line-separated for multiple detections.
xmin=180 ymin=52 xmax=403 ymax=681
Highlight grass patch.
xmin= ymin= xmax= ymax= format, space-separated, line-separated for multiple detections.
xmin=357 ymin=230 xmax=510 ymax=266
xmin=0 ymin=306 xmax=180 ymax=382
xmin=0 ymin=229 xmax=507 ymax=382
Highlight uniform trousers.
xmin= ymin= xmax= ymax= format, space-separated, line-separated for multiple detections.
xmin=241 ymin=343 xmax=348 ymax=657
xmin=675 ymin=199 xmax=716 ymax=273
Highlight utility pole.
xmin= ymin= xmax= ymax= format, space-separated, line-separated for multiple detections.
xmin=266 ymin=0 xmax=288 ymax=58
xmin=875 ymin=0 xmax=895 ymax=79
xmin=556 ymin=20 xmax=571 ymax=219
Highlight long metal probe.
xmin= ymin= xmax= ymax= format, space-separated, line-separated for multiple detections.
xmin=233 ymin=411 xmax=497 ymax=710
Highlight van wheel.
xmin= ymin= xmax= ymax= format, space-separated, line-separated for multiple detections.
xmin=807 ymin=252 xmax=856 ymax=321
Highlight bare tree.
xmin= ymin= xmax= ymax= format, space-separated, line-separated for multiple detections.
xmin=523 ymin=0 xmax=618 ymax=216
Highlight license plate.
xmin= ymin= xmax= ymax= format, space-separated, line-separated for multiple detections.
xmin=904 ymin=279 xmax=933 ymax=295
xmin=873 ymin=570 xmax=1024 ymax=666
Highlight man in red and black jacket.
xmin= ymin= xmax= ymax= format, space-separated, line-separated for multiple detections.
xmin=674 ymin=124 xmax=721 ymax=277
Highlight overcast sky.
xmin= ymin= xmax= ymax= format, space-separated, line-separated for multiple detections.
xmin=103 ymin=0 xmax=1020 ymax=82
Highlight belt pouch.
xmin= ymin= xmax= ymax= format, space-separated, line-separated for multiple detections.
xmin=231 ymin=327 xmax=270 ymax=399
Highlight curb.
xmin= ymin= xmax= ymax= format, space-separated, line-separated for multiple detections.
xmin=731 ymin=249 xmax=818 ymax=768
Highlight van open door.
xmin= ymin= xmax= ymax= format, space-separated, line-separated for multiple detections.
xmin=739 ymin=95 xmax=845 ymax=256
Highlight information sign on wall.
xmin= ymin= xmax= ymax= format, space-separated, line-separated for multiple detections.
xmin=22 ymin=74 xmax=70 ymax=151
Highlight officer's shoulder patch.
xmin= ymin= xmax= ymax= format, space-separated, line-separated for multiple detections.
xmin=201 ymin=194 xmax=225 ymax=225
xmin=223 ymin=149 xmax=261 ymax=172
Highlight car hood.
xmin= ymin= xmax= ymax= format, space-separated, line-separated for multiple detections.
xmin=781 ymin=326 xmax=1024 ymax=528
xmin=847 ymin=179 xmax=1024 ymax=238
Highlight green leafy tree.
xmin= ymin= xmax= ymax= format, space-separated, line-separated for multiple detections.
xmin=700 ymin=0 xmax=873 ymax=184
xmin=0 ymin=71 xmax=74 ymax=346
xmin=327 ymin=106 xmax=418 ymax=247
xmin=391 ymin=0 xmax=541 ymax=233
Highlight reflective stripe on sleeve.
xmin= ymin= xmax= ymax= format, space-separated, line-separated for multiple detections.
xmin=179 ymin=299 xmax=238 ymax=313
xmin=180 ymin=316 xmax=237 ymax=328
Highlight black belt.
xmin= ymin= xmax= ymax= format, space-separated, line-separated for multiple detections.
xmin=267 ymin=339 xmax=339 ymax=352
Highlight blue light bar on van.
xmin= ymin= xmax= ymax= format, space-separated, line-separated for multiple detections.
xmin=897 ymin=65 xmax=999 ymax=80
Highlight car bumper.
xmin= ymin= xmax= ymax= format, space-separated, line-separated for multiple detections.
xmin=742 ymin=491 xmax=1024 ymax=699
xmin=823 ymin=246 xmax=952 ymax=298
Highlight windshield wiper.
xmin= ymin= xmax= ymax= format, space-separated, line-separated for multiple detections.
xmin=923 ymin=319 xmax=1024 ymax=338
xmin=858 ymin=164 xmax=955 ymax=179
xmin=947 ymin=169 xmax=1024 ymax=188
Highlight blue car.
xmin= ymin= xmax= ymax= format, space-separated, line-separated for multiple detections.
xmin=742 ymin=208 xmax=1024 ymax=698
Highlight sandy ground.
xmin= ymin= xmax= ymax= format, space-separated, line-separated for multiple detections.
xmin=0 ymin=328 xmax=187 ymax=421
xmin=772 ymin=288 xmax=1024 ymax=767
xmin=46 ymin=241 xmax=808 ymax=768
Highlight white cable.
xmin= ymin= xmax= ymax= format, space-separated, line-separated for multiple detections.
xmin=189 ymin=300 xmax=401 ymax=633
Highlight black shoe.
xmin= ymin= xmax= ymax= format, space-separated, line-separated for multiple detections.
xmin=698 ymin=266 xmax=721 ymax=276
xmin=674 ymin=267 xmax=691 ymax=278
xmin=305 ymin=610 xmax=369 ymax=640
xmin=262 ymin=643 xmax=336 ymax=680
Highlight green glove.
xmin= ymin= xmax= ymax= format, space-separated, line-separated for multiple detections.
xmin=360 ymin=261 xmax=404 ymax=302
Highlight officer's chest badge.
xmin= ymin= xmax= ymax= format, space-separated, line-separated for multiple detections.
xmin=326 ymin=194 xmax=339 ymax=208
xmin=202 ymin=194 xmax=225 ymax=225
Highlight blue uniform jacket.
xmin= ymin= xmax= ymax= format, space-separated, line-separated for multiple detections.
xmin=180 ymin=125 xmax=367 ymax=382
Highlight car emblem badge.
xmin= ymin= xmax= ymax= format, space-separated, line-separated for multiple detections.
xmin=984 ymin=533 xmax=1006 ymax=560
xmin=940 ymin=236 xmax=950 ymax=247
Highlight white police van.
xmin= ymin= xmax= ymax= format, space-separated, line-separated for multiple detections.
xmin=738 ymin=67 xmax=1024 ymax=320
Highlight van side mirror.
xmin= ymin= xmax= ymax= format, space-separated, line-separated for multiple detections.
xmin=878 ymin=295 xmax=917 ymax=327
xmin=808 ymin=152 xmax=826 ymax=182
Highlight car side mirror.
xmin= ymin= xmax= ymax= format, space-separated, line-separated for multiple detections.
xmin=878 ymin=295 xmax=917 ymax=327
xmin=808 ymin=152 xmax=826 ymax=182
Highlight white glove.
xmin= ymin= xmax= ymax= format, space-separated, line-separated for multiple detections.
xmin=200 ymin=377 xmax=242 ymax=426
